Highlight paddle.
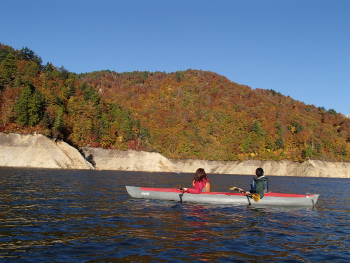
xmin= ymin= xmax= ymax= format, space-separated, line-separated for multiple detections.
xmin=229 ymin=186 xmax=261 ymax=202
xmin=251 ymin=193 xmax=260 ymax=202
xmin=177 ymin=185 xmax=186 ymax=193
xmin=229 ymin=186 xmax=244 ymax=193
xmin=177 ymin=185 xmax=185 ymax=202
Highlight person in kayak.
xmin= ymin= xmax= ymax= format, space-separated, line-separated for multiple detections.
xmin=238 ymin=168 xmax=269 ymax=198
xmin=182 ymin=168 xmax=210 ymax=193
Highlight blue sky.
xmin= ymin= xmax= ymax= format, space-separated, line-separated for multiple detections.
xmin=1 ymin=0 xmax=349 ymax=115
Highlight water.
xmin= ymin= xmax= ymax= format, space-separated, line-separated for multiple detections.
xmin=0 ymin=167 xmax=349 ymax=262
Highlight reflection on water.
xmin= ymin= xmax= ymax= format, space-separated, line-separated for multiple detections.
xmin=0 ymin=167 xmax=350 ymax=262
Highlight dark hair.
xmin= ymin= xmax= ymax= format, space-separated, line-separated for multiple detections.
xmin=256 ymin=168 xmax=264 ymax=177
xmin=194 ymin=168 xmax=208 ymax=182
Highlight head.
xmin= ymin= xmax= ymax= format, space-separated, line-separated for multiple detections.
xmin=194 ymin=168 xmax=208 ymax=182
xmin=255 ymin=168 xmax=264 ymax=177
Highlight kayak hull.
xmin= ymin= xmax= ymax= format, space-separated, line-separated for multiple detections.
xmin=126 ymin=186 xmax=319 ymax=207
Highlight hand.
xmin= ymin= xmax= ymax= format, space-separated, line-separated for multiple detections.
xmin=183 ymin=188 xmax=187 ymax=192
xmin=237 ymin=188 xmax=244 ymax=193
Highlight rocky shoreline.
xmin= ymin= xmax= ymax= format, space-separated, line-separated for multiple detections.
xmin=1 ymin=133 xmax=349 ymax=178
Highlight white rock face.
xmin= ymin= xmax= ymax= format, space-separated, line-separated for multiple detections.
xmin=80 ymin=147 xmax=176 ymax=172
xmin=0 ymin=133 xmax=93 ymax=169
xmin=81 ymin=148 xmax=350 ymax=178
xmin=1 ymin=133 xmax=349 ymax=178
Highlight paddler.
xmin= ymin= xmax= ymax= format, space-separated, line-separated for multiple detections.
xmin=238 ymin=168 xmax=270 ymax=199
xmin=182 ymin=168 xmax=211 ymax=193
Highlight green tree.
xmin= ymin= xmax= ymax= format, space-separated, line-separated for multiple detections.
xmin=100 ymin=112 xmax=110 ymax=136
xmin=14 ymin=85 xmax=45 ymax=126
xmin=289 ymin=120 xmax=303 ymax=133
xmin=58 ymin=66 xmax=69 ymax=81
xmin=53 ymin=106 xmax=65 ymax=137
xmin=276 ymin=122 xmax=283 ymax=136
xmin=28 ymin=90 xmax=45 ymax=126
xmin=14 ymin=85 xmax=32 ymax=125
xmin=0 ymin=45 xmax=14 ymax=64
xmin=19 ymin=47 xmax=42 ymax=67
xmin=276 ymin=136 xmax=284 ymax=149
xmin=43 ymin=62 xmax=54 ymax=73
xmin=121 ymin=112 xmax=134 ymax=141
xmin=251 ymin=120 xmax=266 ymax=137
xmin=65 ymin=80 xmax=76 ymax=99
xmin=240 ymin=132 xmax=252 ymax=153
xmin=25 ymin=61 xmax=40 ymax=77
xmin=0 ymin=53 xmax=17 ymax=87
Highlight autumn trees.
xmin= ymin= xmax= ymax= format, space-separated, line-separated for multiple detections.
xmin=1 ymin=44 xmax=349 ymax=162
xmin=80 ymin=69 xmax=349 ymax=162
xmin=0 ymin=44 xmax=150 ymax=150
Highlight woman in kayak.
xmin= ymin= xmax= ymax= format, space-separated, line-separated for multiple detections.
xmin=182 ymin=168 xmax=210 ymax=193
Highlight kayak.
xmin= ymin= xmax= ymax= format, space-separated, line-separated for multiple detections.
xmin=125 ymin=186 xmax=319 ymax=207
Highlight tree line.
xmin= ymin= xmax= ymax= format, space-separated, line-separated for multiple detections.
xmin=1 ymin=44 xmax=349 ymax=162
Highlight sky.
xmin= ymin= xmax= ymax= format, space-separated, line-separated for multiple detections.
xmin=1 ymin=0 xmax=350 ymax=115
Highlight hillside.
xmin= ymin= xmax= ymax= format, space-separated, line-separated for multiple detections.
xmin=1 ymin=44 xmax=350 ymax=162
xmin=80 ymin=70 xmax=350 ymax=162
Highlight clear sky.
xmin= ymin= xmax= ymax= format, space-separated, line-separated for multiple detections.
xmin=1 ymin=0 xmax=349 ymax=115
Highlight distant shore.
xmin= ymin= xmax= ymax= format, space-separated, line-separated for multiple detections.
xmin=0 ymin=133 xmax=349 ymax=178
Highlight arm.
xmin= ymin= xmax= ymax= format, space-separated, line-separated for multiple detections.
xmin=183 ymin=181 xmax=203 ymax=194
xmin=205 ymin=182 xmax=211 ymax=192
xmin=237 ymin=188 xmax=251 ymax=196
xmin=183 ymin=187 xmax=201 ymax=194
xmin=237 ymin=188 xmax=244 ymax=193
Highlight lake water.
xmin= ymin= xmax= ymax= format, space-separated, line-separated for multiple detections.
xmin=0 ymin=167 xmax=349 ymax=262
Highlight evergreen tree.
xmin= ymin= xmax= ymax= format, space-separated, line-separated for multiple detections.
xmin=14 ymin=85 xmax=45 ymax=126
xmin=19 ymin=47 xmax=42 ymax=68
xmin=28 ymin=91 xmax=45 ymax=126
xmin=53 ymin=106 xmax=65 ymax=135
xmin=0 ymin=53 xmax=17 ymax=87
xmin=14 ymin=85 xmax=32 ymax=125
xmin=100 ymin=112 xmax=110 ymax=136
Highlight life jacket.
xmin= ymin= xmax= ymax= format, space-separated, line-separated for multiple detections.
xmin=201 ymin=182 xmax=209 ymax=192
xmin=250 ymin=176 xmax=269 ymax=197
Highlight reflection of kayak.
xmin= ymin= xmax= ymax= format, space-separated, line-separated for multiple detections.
xmin=126 ymin=186 xmax=319 ymax=207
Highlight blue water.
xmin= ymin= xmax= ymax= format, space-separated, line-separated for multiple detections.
xmin=0 ymin=167 xmax=349 ymax=262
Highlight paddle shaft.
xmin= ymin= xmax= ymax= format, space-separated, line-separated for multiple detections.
xmin=230 ymin=186 xmax=253 ymax=205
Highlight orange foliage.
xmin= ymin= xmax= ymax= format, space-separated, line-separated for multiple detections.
xmin=1 ymin=44 xmax=349 ymax=162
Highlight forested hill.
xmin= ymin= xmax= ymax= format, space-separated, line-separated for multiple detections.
xmin=1 ymin=44 xmax=349 ymax=162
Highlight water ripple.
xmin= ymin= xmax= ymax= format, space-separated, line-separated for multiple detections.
xmin=0 ymin=168 xmax=349 ymax=262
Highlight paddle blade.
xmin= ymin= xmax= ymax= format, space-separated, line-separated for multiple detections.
xmin=229 ymin=187 xmax=237 ymax=191
xmin=252 ymin=193 xmax=260 ymax=202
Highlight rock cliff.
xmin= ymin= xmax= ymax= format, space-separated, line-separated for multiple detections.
xmin=1 ymin=133 xmax=349 ymax=178
xmin=80 ymin=147 xmax=176 ymax=172
xmin=80 ymin=147 xmax=350 ymax=178
xmin=0 ymin=133 xmax=93 ymax=169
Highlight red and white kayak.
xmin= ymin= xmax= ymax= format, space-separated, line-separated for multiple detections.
xmin=126 ymin=186 xmax=319 ymax=207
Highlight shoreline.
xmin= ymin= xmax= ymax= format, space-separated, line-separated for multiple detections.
xmin=1 ymin=133 xmax=349 ymax=178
